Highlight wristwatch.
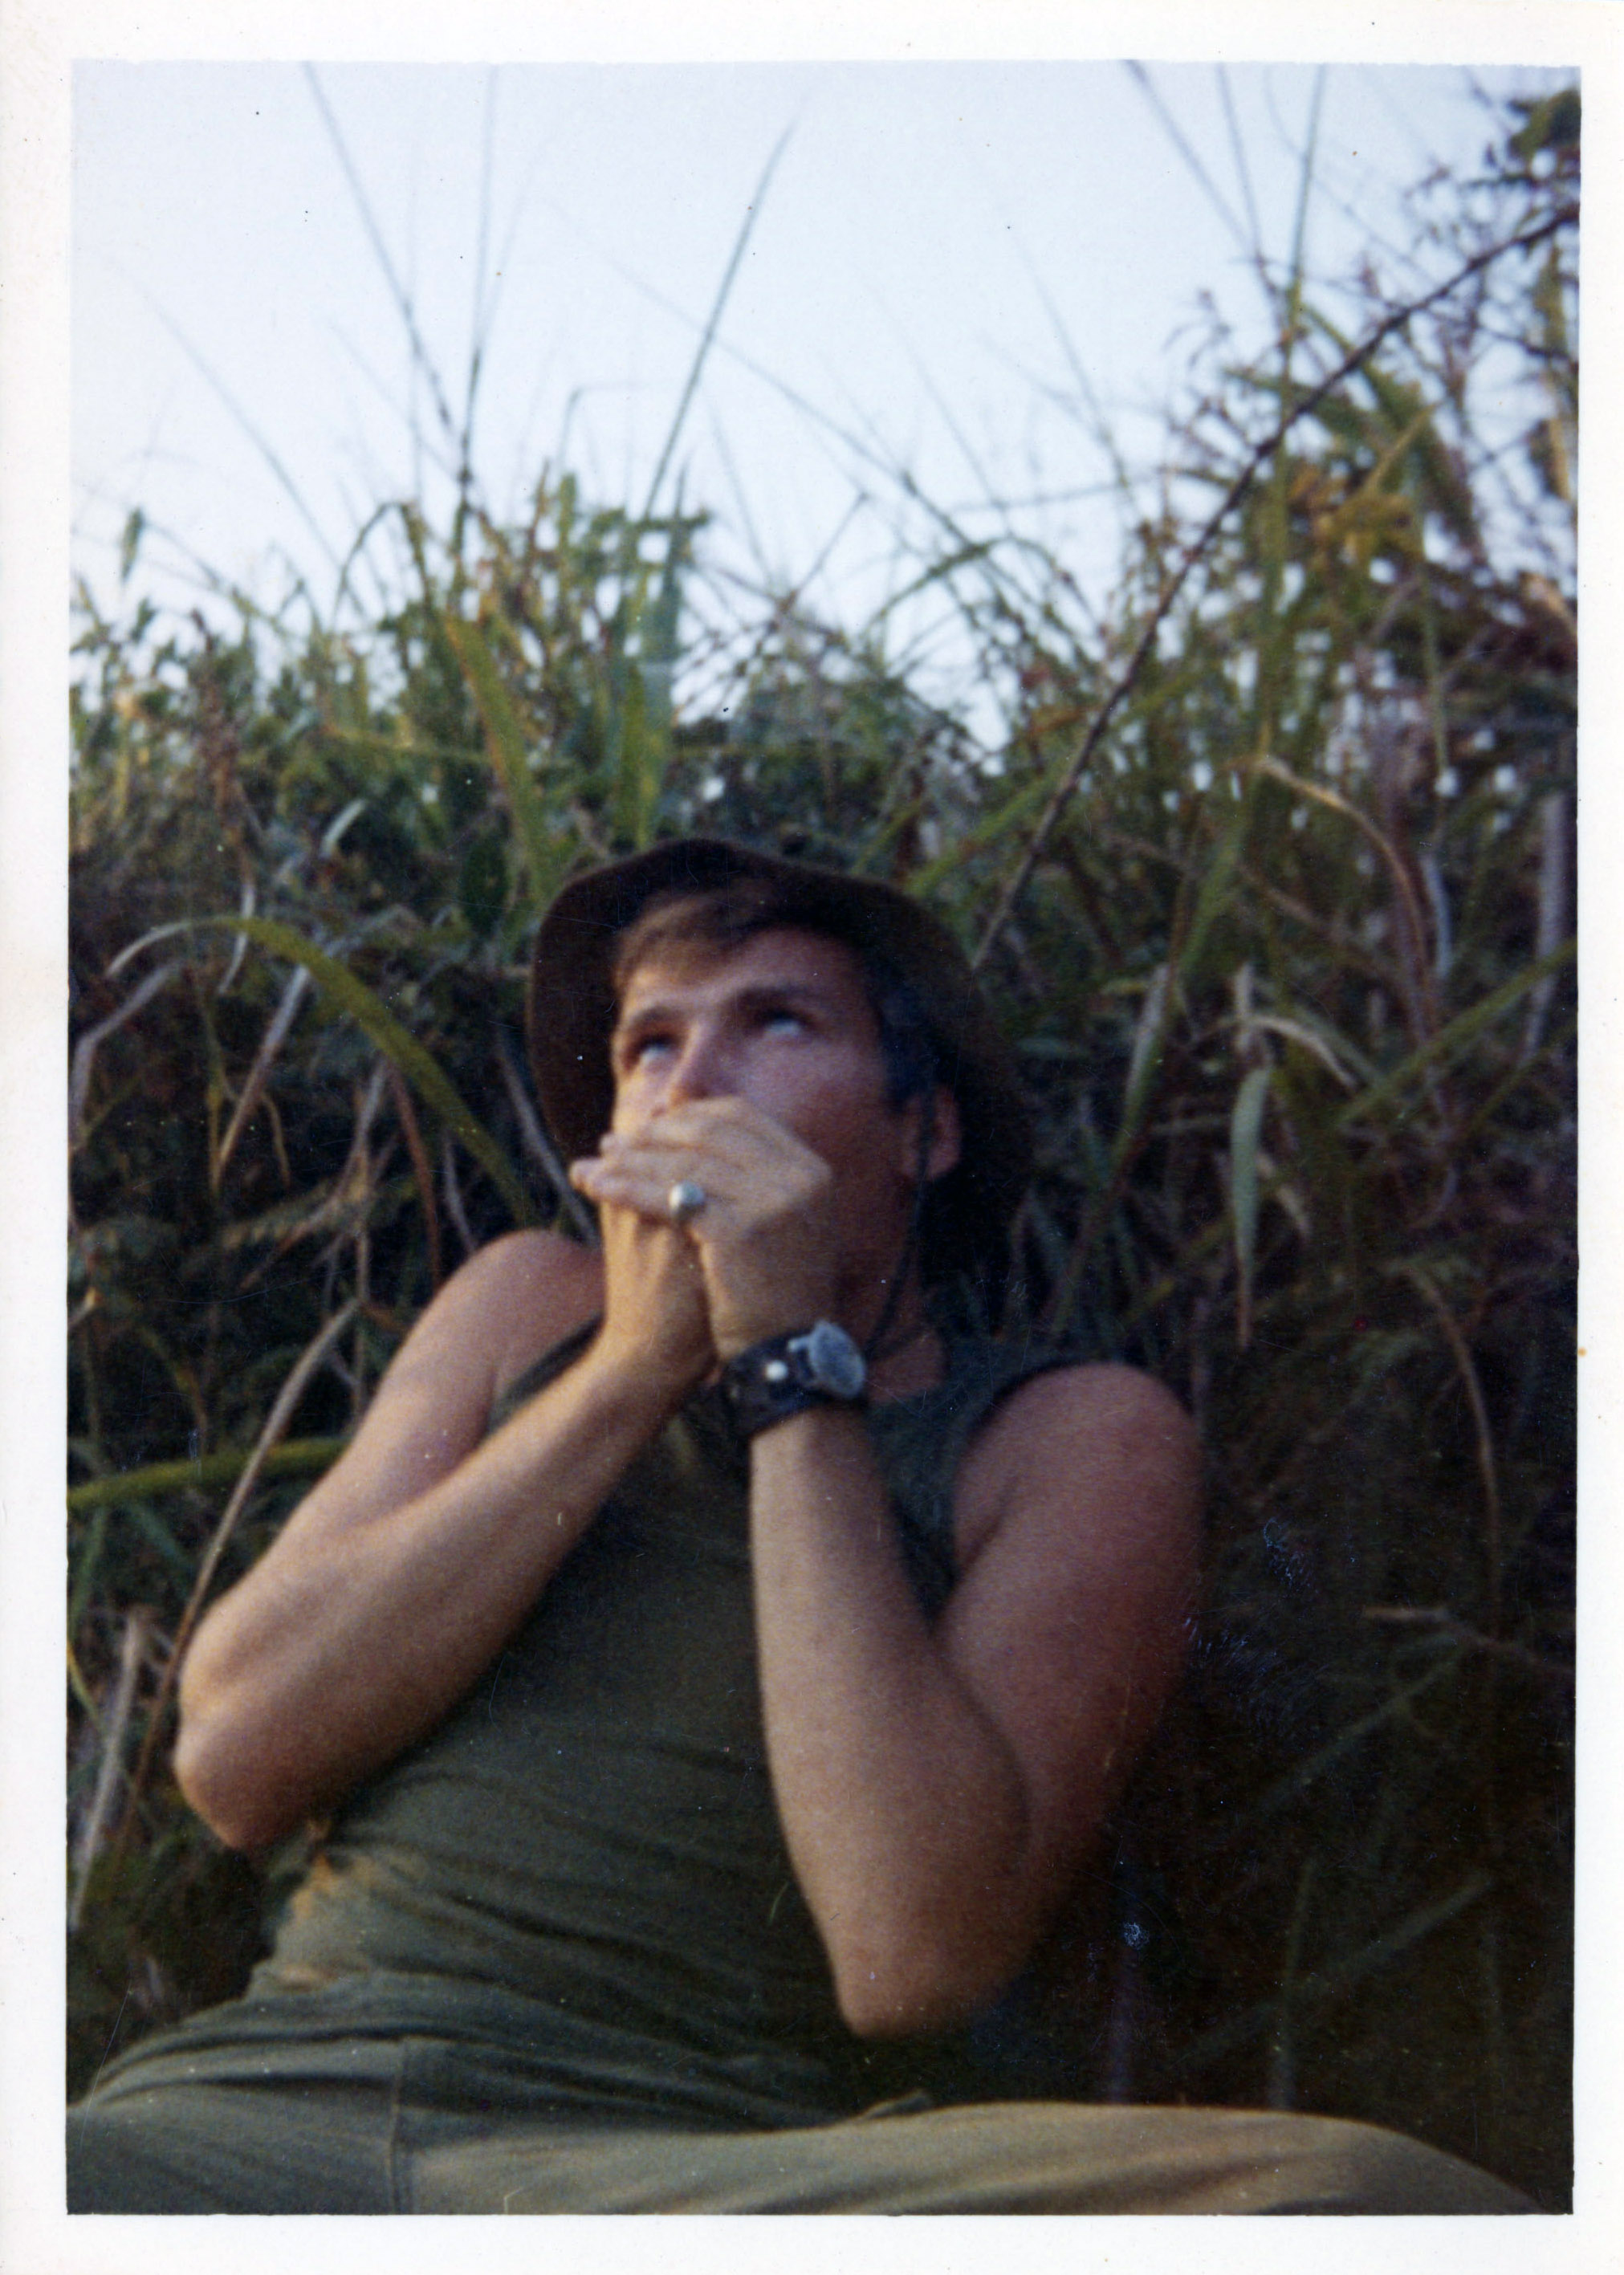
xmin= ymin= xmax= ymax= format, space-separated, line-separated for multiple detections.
xmin=720 ymin=1321 xmax=869 ymax=1439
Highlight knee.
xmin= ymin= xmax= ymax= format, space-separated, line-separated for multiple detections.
xmin=67 ymin=2098 xmax=152 ymax=2213
xmin=1256 ymin=2112 xmax=1536 ymax=2215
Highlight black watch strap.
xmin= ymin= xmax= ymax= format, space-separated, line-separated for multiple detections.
xmin=720 ymin=1321 xmax=868 ymax=1440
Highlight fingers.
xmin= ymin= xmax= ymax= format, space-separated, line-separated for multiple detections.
xmin=611 ymin=1096 xmax=817 ymax=1174
xmin=570 ymin=1100 xmax=826 ymax=1231
xmin=572 ymin=1150 xmax=824 ymax=1238
xmin=582 ymin=1182 xmax=717 ymax=1392
xmin=570 ymin=1150 xmax=714 ymax=1227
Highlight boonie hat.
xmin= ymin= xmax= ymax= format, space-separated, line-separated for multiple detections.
xmin=525 ymin=836 xmax=1032 ymax=1286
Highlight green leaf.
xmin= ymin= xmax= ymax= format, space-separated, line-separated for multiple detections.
xmin=442 ymin=615 xmax=573 ymax=916
xmin=68 ymin=1437 xmax=345 ymax=1513
xmin=120 ymin=914 xmax=536 ymax=1226
xmin=1230 ymin=1064 xmax=1272 ymax=1350
xmin=1177 ymin=809 xmax=1248 ymax=986
xmin=910 ymin=777 xmax=1048 ymax=896
xmin=124 ymin=1501 xmax=194 ymax=1585
xmin=68 ymin=1506 xmax=109 ymax=1633
xmin=1511 ymin=88 xmax=1580 ymax=163
xmin=1337 ymin=938 xmax=1574 ymax=1134
xmin=610 ymin=661 xmax=662 ymax=849
xmin=119 ymin=508 xmax=144 ymax=584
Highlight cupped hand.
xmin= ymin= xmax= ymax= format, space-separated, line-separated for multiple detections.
xmin=570 ymin=1097 xmax=841 ymax=1359
xmin=573 ymin=1167 xmax=716 ymax=1400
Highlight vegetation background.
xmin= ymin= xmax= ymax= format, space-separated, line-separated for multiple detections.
xmin=67 ymin=79 xmax=1577 ymax=2205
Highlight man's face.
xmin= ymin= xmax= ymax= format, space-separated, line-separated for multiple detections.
xmin=608 ymin=926 xmax=938 ymax=1267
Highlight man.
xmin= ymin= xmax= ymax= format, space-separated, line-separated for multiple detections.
xmin=67 ymin=838 xmax=1531 ymax=2212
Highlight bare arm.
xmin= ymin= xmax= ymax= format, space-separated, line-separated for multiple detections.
xmin=748 ymin=1364 xmax=1199 ymax=2037
xmin=174 ymin=1223 xmax=707 ymax=1850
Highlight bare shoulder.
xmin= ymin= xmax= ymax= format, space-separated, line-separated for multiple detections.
xmin=953 ymin=1360 xmax=1202 ymax=1573
xmin=274 ymin=1231 xmax=603 ymax=1549
xmin=453 ymin=1229 xmax=604 ymax=1388
xmin=388 ymin=1228 xmax=604 ymax=1403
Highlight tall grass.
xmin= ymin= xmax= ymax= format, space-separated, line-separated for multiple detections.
xmin=67 ymin=87 xmax=1577 ymax=2203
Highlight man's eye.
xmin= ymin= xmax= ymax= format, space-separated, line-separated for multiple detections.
xmin=762 ymin=1007 xmax=807 ymax=1036
xmin=626 ymin=1033 xmax=675 ymax=1067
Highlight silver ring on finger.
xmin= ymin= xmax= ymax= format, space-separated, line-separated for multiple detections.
xmin=667 ymin=1178 xmax=708 ymax=1226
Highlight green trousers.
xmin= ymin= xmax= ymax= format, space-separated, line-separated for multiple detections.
xmin=67 ymin=2039 xmax=1533 ymax=2214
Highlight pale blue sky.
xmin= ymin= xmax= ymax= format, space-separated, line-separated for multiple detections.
xmin=72 ymin=59 xmax=1570 ymax=719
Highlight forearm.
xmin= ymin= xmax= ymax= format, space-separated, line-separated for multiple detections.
xmin=748 ymin=1408 xmax=1040 ymax=2035
xmin=176 ymin=1338 xmax=686 ymax=1849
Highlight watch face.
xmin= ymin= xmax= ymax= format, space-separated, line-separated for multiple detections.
xmin=800 ymin=1321 xmax=867 ymax=1400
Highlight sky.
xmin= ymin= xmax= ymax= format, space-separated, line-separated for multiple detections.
xmin=72 ymin=57 xmax=1575 ymax=721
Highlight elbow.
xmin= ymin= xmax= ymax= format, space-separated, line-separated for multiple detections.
xmin=173 ymin=1679 xmax=305 ymax=1855
xmin=173 ymin=1629 xmax=250 ymax=1848
xmin=173 ymin=1711 xmax=271 ymax=1853
xmin=835 ymin=1974 xmax=981 ymax=2043
xmin=827 ymin=1915 xmax=1029 ymax=2041
xmin=814 ymin=1801 xmax=1048 ymax=2039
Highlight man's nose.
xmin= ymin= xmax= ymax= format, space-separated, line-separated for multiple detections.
xmin=661 ymin=1024 xmax=732 ymax=1105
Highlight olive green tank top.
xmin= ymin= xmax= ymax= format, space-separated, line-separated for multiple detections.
xmin=239 ymin=1331 xmax=1083 ymax=2129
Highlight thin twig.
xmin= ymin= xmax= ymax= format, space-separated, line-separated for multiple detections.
xmin=1362 ymin=1606 xmax=1570 ymax=1684
xmin=442 ymin=1133 xmax=478 ymax=1260
xmin=303 ymin=66 xmax=464 ymax=466
xmin=70 ymin=1607 xmax=155 ymax=1930
xmin=971 ymin=200 xmax=1577 ymax=971
xmin=1250 ymin=756 xmax=1439 ymax=1046
xmin=1268 ymin=1855 xmax=1317 ymax=2110
xmin=384 ymin=1059 xmax=442 ymax=1292
xmin=213 ymin=965 xmax=311 ymax=1190
xmin=1127 ymin=63 xmax=1250 ymax=258
xmin=1215 ymin=64 xmax=1274 ymax=321
xmin=492 ymin=1025 xmax=600 ymax=1247
xmin=128 ymin=287 xmax=341 ymax=573
xmin=1142 ymin=1872 xmax=1492 ymax=2094
xmin=70 ymin=962 xmax=184 ymax=1150
xmin=87 ymin=1988 xmax=132 ymax=2101
xmin=641 ymin=123 xmax=795 ymax=528
xmin=461 ymin=66 xmax=502 ymax=490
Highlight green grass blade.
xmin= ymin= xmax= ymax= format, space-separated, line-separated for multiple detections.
xmin=1337 ymin=938 xmax=1574 ymax=1133
xmin=125 ymin=914 xmax=536 ymax=1226
xmin=1176 ymin=808 xmax=1248 ymax=988
xmin=640 ymin=124 xmax=793 ymax=524
xmin=909 ymin=777 xmax=1049 ymax=896
xmin=610 ymin=658 xmax=661 ymax=849
xmin=68 ymin=1438 xmax=346 ymax=1513
xmin=443 ymin=615 xmax=573 ymax=915
xmin=1231 ymin=1064 xmax=1272 ymax=1349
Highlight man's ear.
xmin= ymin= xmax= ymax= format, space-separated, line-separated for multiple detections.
xmin=902 ymin=1087 xmax=960 ymax=1184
